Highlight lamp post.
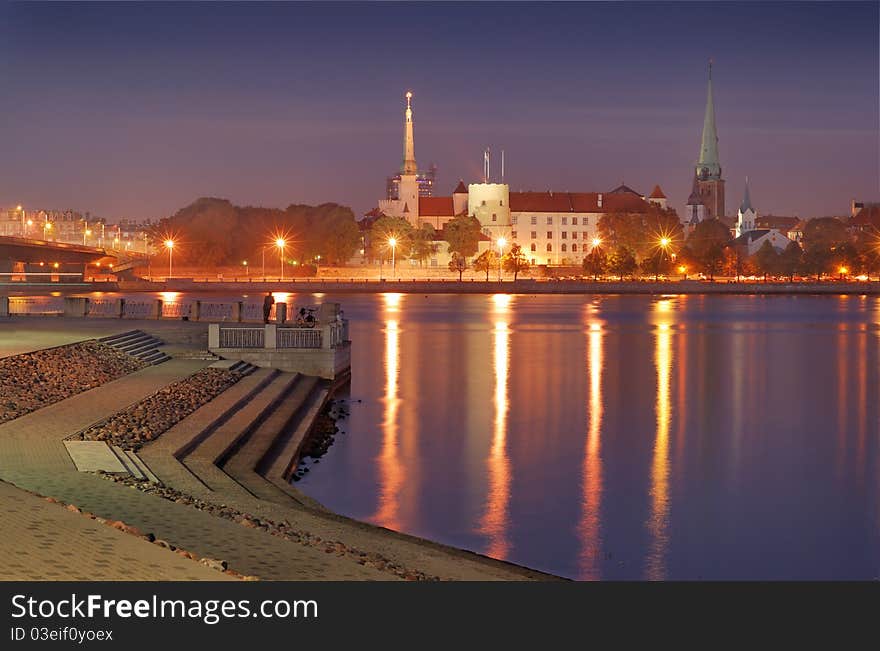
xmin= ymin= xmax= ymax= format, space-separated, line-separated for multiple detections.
xmin=276 ymin=238 xmax=286 ymax=280
xmin=497 ymin=236 xmax=507 ymax=282
xmin=243 ymin=260 xmax=249 ymax=277
xmin=388 ymin=237 xmax=397 ymax=279
xmin=164 ymin=239 xmax=174 ymax=278
xmin=43 ymin=220 xmax=52 ymax=240
xmin=261 ymin=246 xmax=266 ymax=279
xmin=16 ymin=205 xmax=23 ymax=237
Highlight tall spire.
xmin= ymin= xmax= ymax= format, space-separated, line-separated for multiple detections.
xmin=740 ymin=177 xmax=753 ymax=214
xmin=402 ymin=91 xmax=417 ymax=175
xmin=697 ymin=59 xmax=721 ymax=180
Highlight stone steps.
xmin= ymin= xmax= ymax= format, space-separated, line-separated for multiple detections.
xmin=221 ymin=375 xmax=319 ymax=504
xmin=99 ymin=329 xmax=171 ymax=365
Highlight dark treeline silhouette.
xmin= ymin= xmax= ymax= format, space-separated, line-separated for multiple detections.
xmin=148 ymin=198 xmax=361 ymax=269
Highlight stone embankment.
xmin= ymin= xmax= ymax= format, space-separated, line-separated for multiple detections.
xmin=0 ymin=341 xmax=144 ymax=424
xmin=98 ymin=473 xmax=440 ymax=581
xmin=74 ymin=368 xmax=244 ymax=450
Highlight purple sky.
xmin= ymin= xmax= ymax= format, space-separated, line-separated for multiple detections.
xmin=0 ymin=2 xmax=877 ymax=221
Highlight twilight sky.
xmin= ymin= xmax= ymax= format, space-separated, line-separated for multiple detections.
xmin=0 ymin=1 xmax=877 ymax=221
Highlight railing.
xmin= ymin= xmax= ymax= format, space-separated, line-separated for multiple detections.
xmin=7 ymin=296 xmax=64 ymax=315
xmin=219 ymin=327 xmax=265 ymax=348
xmin=277 ymin=328 xmax=322 ymax=349
xmin=327 ymin=321 xmax=346 ymax=348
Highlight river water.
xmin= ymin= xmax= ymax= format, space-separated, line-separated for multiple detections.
xmin=14 ymin=290 xmax=880 ymax=579
xmin=295 ymin=292 xmax=880 ymax=580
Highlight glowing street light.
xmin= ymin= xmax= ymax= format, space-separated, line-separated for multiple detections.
xmin=659 ymin=237 xmax=671 ymax=249
xmin=388 ymin=237 xmax=397 ymax=278
xmin=497 ymin=236 xmax=507 ymax=282
xmin=243 ymin=260 xmax=249 ymax=277
xmin=591 ymin=237 xmax=602 ymax=249
xmin=678 ymin=264 xmax=688 ymax=280
xmin=276 ymin=238 xmax=286 ymax=280
xmin=839 ymin=266 xmax=848 ymax=280
xmin=164 ymin=239 xmax=175 ymax=278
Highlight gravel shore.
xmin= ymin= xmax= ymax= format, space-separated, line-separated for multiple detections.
xmin=0 ymin=341 xmax=144 ymax=424
xmin=75 ymin=368 xmax=243 ymax=450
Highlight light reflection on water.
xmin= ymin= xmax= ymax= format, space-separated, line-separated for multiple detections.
xmin=22 ymin=290 xmax=880 ymax=579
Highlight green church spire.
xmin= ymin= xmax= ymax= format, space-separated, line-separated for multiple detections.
xmin=696 ymin=60 xmax=721 ymax=180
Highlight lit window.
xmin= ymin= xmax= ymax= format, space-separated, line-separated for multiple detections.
xmin=530 ymin=243 xmax=537 ymax=252
xmin=547 ymin=243 xmax=552 ymax=252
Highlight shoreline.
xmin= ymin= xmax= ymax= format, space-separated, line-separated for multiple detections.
xmin=0 ymin=318 xmax=559 ymax=581
xmin=5 ymin=278 xmax=880 ymax=297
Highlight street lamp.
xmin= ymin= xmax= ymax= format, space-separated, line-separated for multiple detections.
xmin=678 ymin=264 xmax=688 ymax=280
xmin=43 ymin=221 xmax=52 ymax=240
xmin=497 ymin=236 xmax=507 ymax=282
xmin=164 ymin=239 xmax=175 ymax=278
xmin=388 ymin=237 xmax=397 ymax=279
xmin=591 ymin=237 xmax=602 ymax=250
xmin=243 ymin=260 xmax=249 ymax=277
xmin=16 ymin=205 xmax=24 ymax=237
xmin=276 ymin=238 xmax=286 ymax=280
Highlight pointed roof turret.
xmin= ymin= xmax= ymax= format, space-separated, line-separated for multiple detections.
xmin=696 ymin=60 xmax=721 ymax=180
xmin=453 ymin=180 xmax=467 ymax=194
xmin=739 ymin=177 xmax=754 ymax=214
xmin=649 ymin=185 xmax=667 ymax=199
xmin=402 ymin=91 xmax=417 ymax=176
xmin=687 ymin=172 xmax=704 ymax=206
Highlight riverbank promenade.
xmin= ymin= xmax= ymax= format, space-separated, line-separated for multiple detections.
xmin=0 ymin=317 xmax=555 ymax=581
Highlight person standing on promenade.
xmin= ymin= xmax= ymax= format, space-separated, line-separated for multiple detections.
xmin=263 ymin=292 xmax=275 ymax=323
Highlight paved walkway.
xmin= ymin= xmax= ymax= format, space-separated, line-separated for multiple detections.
xmin=0 ymin=482 xmax=231 ymax=581
xmin=0 ymin=360 xmax=391 ymax=580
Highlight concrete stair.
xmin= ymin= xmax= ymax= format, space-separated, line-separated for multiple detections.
xmin=99 ymin=330 xmax=171 ymax=365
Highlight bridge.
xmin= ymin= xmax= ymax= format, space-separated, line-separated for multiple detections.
xmin=0 ymin=235 xmax=145 ymax=284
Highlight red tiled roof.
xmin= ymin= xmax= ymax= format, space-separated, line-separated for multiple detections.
xmin=756 ymin=215 xmax=799 ymax=231
xmin=419 ymin=196 xmax=455 ymax=216
xmin=850 ymin=205 xmax=880 ymax=228
xmin=649 ymin=185 xmax=666 ymax=199
xmin=509 ymin=191 xmax=650 ymax=213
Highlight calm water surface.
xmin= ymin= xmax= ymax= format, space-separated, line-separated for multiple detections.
xmin=33 ymin=290 xmax=880 ymax=579
xmin=292 ymin=293 xmax=880 ymax=580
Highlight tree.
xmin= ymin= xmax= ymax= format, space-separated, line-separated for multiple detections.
xmin=367 ymin=216 xmax=413 ymax=263
xmin=582 ymin=245 xmax=608 ymax=280
xmin=472 ymin=249 xmax=498 ymax=281
xmin=502 ymin=243 xmax=530 ymax=280
xmin=778 ymin=241 xmax=803 ymax=282
xmin=607 ymin=246 xmax=637 ymax=280
xmin=640 ymin=248 xmax=673 ymax=280
xmin=598 ymin=206 xmax=683 ymax=262
xmin=753 ymin=240 xmax=780 ymax=281
xmin=448 ymin=253 xmax=467 ymax=281
xmin=686 ymin=219 xmax=731 ymax=279
xmin=443 ymin=214 xmax=482 ymax=258
xmin=408 ymin=223 xmax=437 ymax=267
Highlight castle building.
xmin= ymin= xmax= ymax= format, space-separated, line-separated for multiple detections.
xmin=369 ymin=92 xmax=669 ymax=267
xmin=689 ymin=62 xmax=725 ymax=223
xmin=731 ymin=179 xmax=794 ymax=255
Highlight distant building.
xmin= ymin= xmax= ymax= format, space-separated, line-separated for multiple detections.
xmin=694 ymin=61 xmax=725 ymax=220
xmin=849 ymin=204 xmax=880 ymax=233
xmin=368 ymin=92 xmax=669 ymax=267
xmin=851 ymin=199 xmax=880 ymax=217
xmin=731 ymin=180 xmax=794 ymax=255
xmin=386 ymin=164 xmax=437 ymax=201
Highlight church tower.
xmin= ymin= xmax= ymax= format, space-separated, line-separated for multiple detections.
xmin=398 ymin=91 xmax=420 ymax=224
xmin=736 ymin=178 xmax=756 ymax=238
xmin=695 ymin=61 xmax=725 ymax=219
xmin=685 ymin=171 xmax=706 ymax=231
